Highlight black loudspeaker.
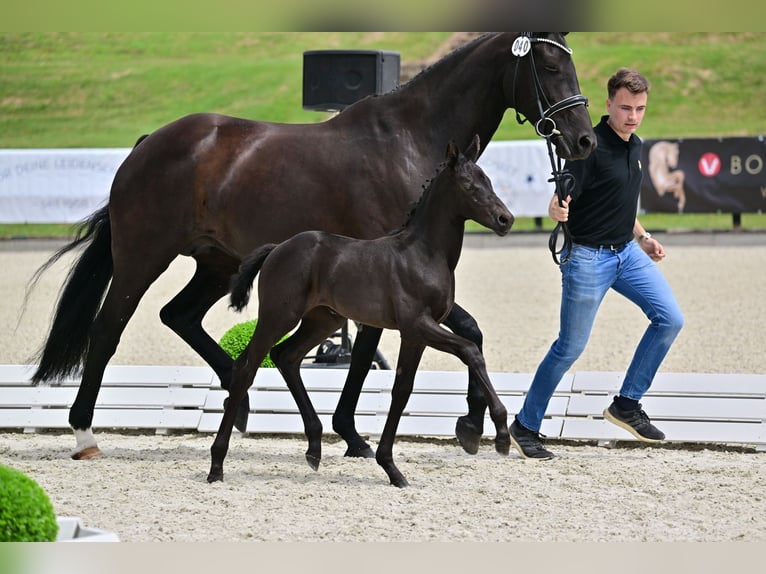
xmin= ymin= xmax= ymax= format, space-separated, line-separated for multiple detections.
xmin=302 ymin=50 xmax=400 ymax=112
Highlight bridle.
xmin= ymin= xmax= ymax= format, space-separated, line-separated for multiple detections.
xmin=511 ymin=33 xmax=588 ymax=265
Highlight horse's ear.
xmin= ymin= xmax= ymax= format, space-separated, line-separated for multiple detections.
xmin=446 ymin=140 xmax=459 ymax=167
xmin=465 ymin=134 xmax=481 ymax=162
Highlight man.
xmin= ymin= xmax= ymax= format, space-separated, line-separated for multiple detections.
xmin=510 ymin=68 xmax=684 ymax=459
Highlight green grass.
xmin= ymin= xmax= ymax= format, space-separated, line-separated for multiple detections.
xmin=465 ymin=212 xmax=766 ymax=234
xmin=3 ymin=33 xmax=765 ymax=148
xmin=2 ymin=32 xmax=765 ymax=237
xmin=1 ymin=32 xmax=452 ymax=147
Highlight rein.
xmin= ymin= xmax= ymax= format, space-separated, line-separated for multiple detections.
xmin=510 ymin=33 xmax=587 ymax=265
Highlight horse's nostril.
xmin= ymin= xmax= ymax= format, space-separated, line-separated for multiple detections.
xmin=499 ymin=214 xmax=513 ymax=228
xmin=580 ymin=134 xmax=596 ymax=152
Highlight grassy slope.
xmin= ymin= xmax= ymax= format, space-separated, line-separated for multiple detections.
xmin=2 ymin=32 xmax=765 ymax=236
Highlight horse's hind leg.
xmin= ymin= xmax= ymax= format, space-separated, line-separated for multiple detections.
xmin=69 ymin=261 xmax=172 ymax=459
xmin=158 ymin=254 xmax=251 ymax=431
xmin=271 ymin=308 xmax=346 ymax=470
xmin=376 ymin=341 xmax=425 ymax=487
xmin=208 ymin=324 xmax=281 ymax=483
xmin=332 ymin=324 xmax=382 ymax=458
xmin=443 ymin=303 xmax=487 ymax=454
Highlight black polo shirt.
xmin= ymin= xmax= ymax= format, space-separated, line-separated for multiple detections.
xmin=564 ymin=115 xmax=643 ymax=246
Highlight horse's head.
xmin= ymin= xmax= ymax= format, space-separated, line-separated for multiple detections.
xmin=503 ymin=32 xmax=596 ymax=161
xmin=447 ymin=135 xmax=514 ymax=237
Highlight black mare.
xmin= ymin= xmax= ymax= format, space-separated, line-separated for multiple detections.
xmin=210 ymin=136 xmax=513 ymax=486
xmin=29 ymin=32 xmax=595 ymax=460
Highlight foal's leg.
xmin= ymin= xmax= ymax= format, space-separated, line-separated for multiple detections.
xmin=208 ymin=319 xmax=292 ymax=483
xmin=332 ymin=324 xmax=383 ymax=458
xmin=443 ymin=304 xmax=487 ymax=455
xmin=375 ymin=341 xmax=425 ymax=488
xmin=271 ymin=308 xmax=346 ymax=470
xmin=405 ymin=319 xmax=510 ymax=455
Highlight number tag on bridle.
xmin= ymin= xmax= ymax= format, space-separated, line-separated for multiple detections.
xmin=511 ymin=36 xmax=531 ymax=57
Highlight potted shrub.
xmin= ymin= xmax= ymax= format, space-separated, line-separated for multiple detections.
xmin=0 ymin=464 xmax=57 ymax=542
xmin=0 ymin=464 xmax=119 ymax=542
xmin=218 ymin=319 xmax=289 ymax=365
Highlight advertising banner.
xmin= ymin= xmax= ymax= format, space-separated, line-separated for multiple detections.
xmin=0 ymin=148 xmax=130 ymax=223
xmin=640 ymin=137 xmax=766 ymax=214
xmin=0 ymin=142 xmax=557 ymax=223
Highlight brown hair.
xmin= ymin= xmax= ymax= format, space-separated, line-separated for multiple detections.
xmin=607 ymin=68 xmax=650 ymax=100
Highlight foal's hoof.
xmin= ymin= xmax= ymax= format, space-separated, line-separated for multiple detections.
xmin=305 ymin=453 xmax=321 ymax=471
xmin=344 ymin=445 xmax=375 ymax=458
xmin=495 ymin=437 xmax=511 ymax=456
xmin=71 ymin=446 xmax=103 ymax=461
xmin=455 ymin=416 xmax=482 ymax=455
xmin=223 ymin=396 xmax=250 ymax=433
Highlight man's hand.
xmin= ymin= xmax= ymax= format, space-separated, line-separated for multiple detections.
xmin=549 ymin=193 xmax=571 ymax=223
xmin=640 ymin=236 xmax=666 ymax=262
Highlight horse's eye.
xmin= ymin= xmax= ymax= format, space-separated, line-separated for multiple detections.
xmin=544 ymin=66 xmax=558 ymax=73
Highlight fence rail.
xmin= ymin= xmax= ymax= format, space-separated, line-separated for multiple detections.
xmin=2 ymin=365 xmax=764 ymax=451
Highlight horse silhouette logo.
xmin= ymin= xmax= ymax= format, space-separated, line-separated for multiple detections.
xmin=648 ymin=141 xmax=686 ymax=212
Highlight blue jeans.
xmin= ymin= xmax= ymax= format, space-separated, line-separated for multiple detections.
xmin=517 ymin=241 xmax=684 ymax=432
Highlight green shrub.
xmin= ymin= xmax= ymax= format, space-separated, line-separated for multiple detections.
xmin=218 ymin=319 xmax=290 ymax=367
xmin=0 ymin=465 xmax=59 ymax=542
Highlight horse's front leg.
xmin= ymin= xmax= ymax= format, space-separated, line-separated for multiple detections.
xmin=332 ymin=324 xmax=382 ymax=458
xmin=442 ymin=303 xmax=487 ymax=454
xmin=376 ymin=342 xmax=425 ymax=488
xmin=414 ymin=318 xmax=510 ymax=455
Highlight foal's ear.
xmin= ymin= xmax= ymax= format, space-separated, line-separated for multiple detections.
xmin=446 ymin=140 xmax=459 ymax=167
xmin=465 ymin=134 xmax=481 ymax=162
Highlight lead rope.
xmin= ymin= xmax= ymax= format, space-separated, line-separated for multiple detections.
xmin=509 ymin=33 xmax=585 ymax=265
xmin=545 ymin=137 xmax=576 ymax=265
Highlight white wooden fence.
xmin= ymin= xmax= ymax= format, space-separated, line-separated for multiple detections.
xmin=1 ymin=365 xmax=764 ymax=451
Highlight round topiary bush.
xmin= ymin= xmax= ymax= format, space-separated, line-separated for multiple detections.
xmin=0 ymin=464 xmax=59 ymax=542
xmin=218 ymin=319 xmax=290 ymax=367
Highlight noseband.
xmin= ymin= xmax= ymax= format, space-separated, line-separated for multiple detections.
xmin=511 ymin=33 xmax=588 ymax=265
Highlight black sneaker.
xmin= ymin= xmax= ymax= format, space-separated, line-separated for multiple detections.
xmin=603 ymin=402 xmax=665 ymax=442
xmin=510 ymin=419 xmax=555 ymax=459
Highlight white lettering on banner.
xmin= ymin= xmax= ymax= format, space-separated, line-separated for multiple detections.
xmin=730 ymin=154 xmax=763 ymax=176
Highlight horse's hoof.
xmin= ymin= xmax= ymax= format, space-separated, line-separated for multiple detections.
xmin=495 ymin=437 xmax=511 ymax=456
xmin=344 ymin=445 xmax=375 ymax=458
xmin=455 ymin=416 xmax=482 ymax=455
xmin=390 ymin=475 xmax=409 ymax=488
xmin=207 ymin=470 xmax=223 ymax=483
xmin=305 ymin=453 xmax=321 ymax=471
xmin=71 ymin=446 xmax=103 ymax=460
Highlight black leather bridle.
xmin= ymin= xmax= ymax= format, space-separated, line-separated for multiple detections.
xmin=511 ymin=33 xmax=588 ymax=265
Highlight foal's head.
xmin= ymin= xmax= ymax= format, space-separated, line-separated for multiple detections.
xmin=444 ymin=134 xmax=515 ymax=236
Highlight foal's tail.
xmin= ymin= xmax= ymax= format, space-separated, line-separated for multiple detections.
xmin=27 ymin=205 xmax=113 ymax=384
xmin=229 ymin=244 xmax=278 ymax=312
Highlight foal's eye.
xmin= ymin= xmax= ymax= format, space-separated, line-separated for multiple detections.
xmin=544 ymin=65 xmax=558 ymax=73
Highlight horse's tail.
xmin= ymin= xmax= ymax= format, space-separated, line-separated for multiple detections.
xmin=28 ymin=205 xmax=113 ymax=384
xmin=229 ymin=244 xmax=278 ymax=312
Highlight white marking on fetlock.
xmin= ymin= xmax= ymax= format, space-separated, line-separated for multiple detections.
xmin=72 ymin=428 xmax=99 ymax=455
